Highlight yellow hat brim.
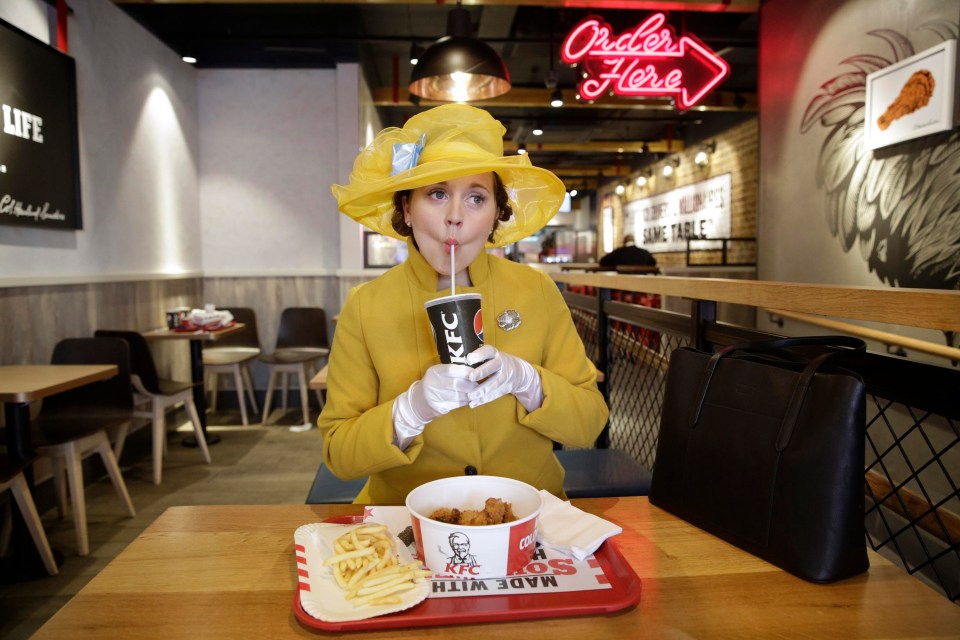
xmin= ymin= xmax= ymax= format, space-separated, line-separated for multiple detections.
xmin=331 ymin=105 xmax=566 ymax=248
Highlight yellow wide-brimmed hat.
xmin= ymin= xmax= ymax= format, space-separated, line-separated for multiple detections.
xmin=331 ymin=104 xmax=566 ymax=248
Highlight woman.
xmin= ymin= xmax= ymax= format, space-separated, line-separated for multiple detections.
xmin=320 ymin=104 xmax=608 ymax=504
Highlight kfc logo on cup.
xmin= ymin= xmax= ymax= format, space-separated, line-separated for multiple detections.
xmin=424 ymin=293 xmax=483 ymax=365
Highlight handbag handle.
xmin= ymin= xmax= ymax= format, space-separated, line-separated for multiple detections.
xmin=687 ymin=336 xmax=866 ymax=448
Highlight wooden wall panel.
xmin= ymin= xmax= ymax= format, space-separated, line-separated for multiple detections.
xmin=0 ymin=278 xmax=202 ymax=382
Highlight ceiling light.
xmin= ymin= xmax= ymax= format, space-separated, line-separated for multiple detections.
xmin=532 ymin=125 xmax=543 ymax=136
xmin=636 ymin=175 xmax=647 ymax=187
xmin=409 ymin=43 xmax=424 ymax=66
xmin=409 ymin=2 xmax=511 ymax=102
xmin=181 ymin=44 xmax=197 ymax=65
xmin=517 ymin=143 xmax=527 ymax=155
xmin=550 ymin=89 xmax=563 ymax=108
xmin=662 ymin=164 xmax=674 ymax=177
xmin=569 ymin=189 xmax=578 ymax=197
xmin=615 ymin=184 xmax=625 ymax=196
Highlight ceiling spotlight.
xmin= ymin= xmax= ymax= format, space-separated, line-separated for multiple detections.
xmin=409 ymin=42 xmax=424 ymax=66
xmin=662 ymin=164 xmax=674 ymax=177
xmin=181 ymin=44 xmax=197 ymax=64
xmin=517 ymin=143 xmax=527 ymax=155
xmin=569 ymin=189 xmax=578 ymax=197
xmin=636 ymin=175 xmax=647 ymax=187
xmin=532 ymin=125 xmax=543 ymax=136
xmin=550 ymin=89 xmax=563 ymax=108
xmin=615 ymin=184 xmax=625 ymax=196
xmin=409 ymin=1 xmax=511 ymax=102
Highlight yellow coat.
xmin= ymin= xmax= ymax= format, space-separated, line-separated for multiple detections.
xmin=318 ymin=243 xmax=608 ymax=504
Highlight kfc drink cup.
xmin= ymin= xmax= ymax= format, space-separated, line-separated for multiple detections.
xmin=424 ymin=293 xmax=483 ymax=365
xmin=406 ymin=476 xmax=543 ymax=579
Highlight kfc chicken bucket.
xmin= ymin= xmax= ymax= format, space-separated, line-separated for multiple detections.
xmin=405 ymin=475 xmax=543 ymax=579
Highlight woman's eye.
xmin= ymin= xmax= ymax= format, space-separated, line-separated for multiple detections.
xmin=428 ymin=189 xmax=447 ymax=201
xmin=468 ymin=194 xmax=486 ymax=205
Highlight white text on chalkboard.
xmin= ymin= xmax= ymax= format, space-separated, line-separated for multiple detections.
xmin=2 ymin=104 xmax=44 ymax=143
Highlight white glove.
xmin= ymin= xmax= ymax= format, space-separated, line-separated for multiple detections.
xmin=392 ymin=364 xmax=476 ymax=449
xmin=466 ymin=345 xmax=544 ymax=412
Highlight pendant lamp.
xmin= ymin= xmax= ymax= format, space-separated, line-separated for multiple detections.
xmin=409 ymin=2 xmax=511 ymax=102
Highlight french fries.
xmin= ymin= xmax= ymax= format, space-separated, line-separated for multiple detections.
xmin=323 ymin=524 xmax=431 ymax=607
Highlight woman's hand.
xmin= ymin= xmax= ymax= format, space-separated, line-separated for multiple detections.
xmin=392 ymin=364 xmax=477 ymax=449
xmin=466 ymin=345 xmax=544 ymax=412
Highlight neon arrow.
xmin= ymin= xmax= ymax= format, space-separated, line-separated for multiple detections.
xmin=561 ymin=13 xmax=730 ymax=110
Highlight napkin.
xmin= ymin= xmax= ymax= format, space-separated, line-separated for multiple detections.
xmin=536 ymin=490 xmax=622 ymax=560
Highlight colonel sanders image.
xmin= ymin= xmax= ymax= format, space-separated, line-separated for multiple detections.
xmin=447 ymin=532 xmax=478 ymax=566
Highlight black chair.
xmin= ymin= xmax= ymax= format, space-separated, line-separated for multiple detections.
xmin=0 ymin=454 xmax=58 ymax=575
xmin=260 ymin=307 xmax=329 ymax=429
xmin=555 ymin=449 xmax=652 ymax=498
xmin=203 ymin=307 xmax=261 ymax=425
xmin=305 ymin=465 xmax=368 ymax=504
xmin=95 ymin=329 xmax=211 ymax=485
xmin=32 ymin=337 xmax=137 ymax=556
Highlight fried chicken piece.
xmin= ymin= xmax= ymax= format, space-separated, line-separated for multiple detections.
xmin=877 ymin=69 xmax=935 ymax=131
xmin=428 ymin=497 xmax=518 ymax=525
xmin=428 ymin=507 xmax=462 ymax=524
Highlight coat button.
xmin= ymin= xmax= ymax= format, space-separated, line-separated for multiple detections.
xmin=464 ymin=465 xmax=478 ymax=476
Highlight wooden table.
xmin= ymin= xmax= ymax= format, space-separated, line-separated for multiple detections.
xmin=0 ymin=364 xmax=118 ymax=581
xmin=142 ymin=323 xmax=245 ymax=446
xmin=0 ymin=364 xmax=119 ymax=462
xmin=31 ymin=499 xmax=960 ymax=639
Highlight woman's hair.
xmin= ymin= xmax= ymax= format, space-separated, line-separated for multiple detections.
xmin=391 ymin=172 xmax=514 ymax=243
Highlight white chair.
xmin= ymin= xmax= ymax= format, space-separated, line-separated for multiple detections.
xmin=203 ymin=307 xmax=261 ymax=426
xmin=260 ymin=308 xmax=330 ymax=430
xmin=95 ymin=330 xmax=211 ymax=485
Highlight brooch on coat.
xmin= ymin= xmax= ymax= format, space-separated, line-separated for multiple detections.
xmin=497 ymin=310 xmax=521 ymax=331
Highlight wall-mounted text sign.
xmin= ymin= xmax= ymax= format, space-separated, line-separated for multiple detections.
xmin=561 ymin=13 xmax=730 ymax=110
xmin=624 ymin=173 xmax=732 ymax=252
xmin=0 ymin=18 xmax=82 ymax=230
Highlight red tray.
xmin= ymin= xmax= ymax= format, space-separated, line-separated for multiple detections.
xmin=292 ymin=516 xmax=642 ymax=632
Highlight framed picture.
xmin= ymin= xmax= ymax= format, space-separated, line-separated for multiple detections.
xmin=363 ymin=231 xmax=407 ymax=268
xmin=0 ymin=18 xmax=82 ymax=229
xmin=864 ymin=39 xmax=957 ymax=151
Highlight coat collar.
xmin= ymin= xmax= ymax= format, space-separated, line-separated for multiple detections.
xmin=403 ymin=238 xmax=491 ymax=292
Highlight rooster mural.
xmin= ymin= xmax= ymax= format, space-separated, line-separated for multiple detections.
xmin=800 ymin=21 xmax=959 ymax=350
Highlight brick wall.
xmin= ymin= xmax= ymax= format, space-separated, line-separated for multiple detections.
xmin=600 ymin=117 xmax=758 ymax=268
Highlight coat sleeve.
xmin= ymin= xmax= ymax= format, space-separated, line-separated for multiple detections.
xmin=317 ymin=287 xmax=423 ymax=480
xmin=518 ymin=271 xmax=609 ymax=448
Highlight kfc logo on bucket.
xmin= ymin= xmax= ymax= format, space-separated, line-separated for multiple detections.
xmin=406 ymin=475 xmax=543 ymax=579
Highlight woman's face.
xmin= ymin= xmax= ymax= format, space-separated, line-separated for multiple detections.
xmin=403 ymin=173 xmax=498 ymax=276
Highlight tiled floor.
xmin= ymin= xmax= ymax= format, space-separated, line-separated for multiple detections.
xmin=0 ymin=408 xmax=323 ymax=639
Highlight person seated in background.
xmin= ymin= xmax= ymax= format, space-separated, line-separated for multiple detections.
xmin=599 ymin=234 xmax=657 ymax=268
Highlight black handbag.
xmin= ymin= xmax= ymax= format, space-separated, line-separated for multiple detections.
xmin=650 ymin=336 xmax=869 ymax=583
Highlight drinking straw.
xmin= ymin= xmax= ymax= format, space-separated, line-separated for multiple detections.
xmin=450 ymin=242 xmax=456 ymax=297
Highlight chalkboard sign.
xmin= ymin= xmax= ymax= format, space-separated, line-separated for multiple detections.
xmin=0 ymin=18 xmax=81 ymax=230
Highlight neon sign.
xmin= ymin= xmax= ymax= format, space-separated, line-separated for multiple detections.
xmin=561 ymin=13 xmax=730 ymax=110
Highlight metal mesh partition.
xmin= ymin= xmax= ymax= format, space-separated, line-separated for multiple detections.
xmin=864 ymin=398 xmax=960 ymax=601
xmin=607 ymin=326 xmax=688 ymax=469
